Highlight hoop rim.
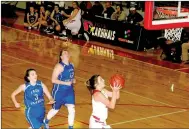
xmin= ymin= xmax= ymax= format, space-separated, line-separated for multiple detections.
xmin=144 ymin=2 xmax=189 ymax=30
xmin=156 ymin=6 xmax=189 ymax=15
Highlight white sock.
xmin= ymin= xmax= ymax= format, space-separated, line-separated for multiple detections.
xmin=47 ymin=109 xmax=59 ymax=120
xmin=66 ymin=104 xmax=75 ymax=126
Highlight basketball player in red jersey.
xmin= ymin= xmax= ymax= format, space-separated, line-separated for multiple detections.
xmin=86 ymin=75 xmax=121 ymax=128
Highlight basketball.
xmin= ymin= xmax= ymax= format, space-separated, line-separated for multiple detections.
xmin=109 ymin=74 xmax=125 ymax=88
xmin=56 ymin=25 xmax=61 ymax=31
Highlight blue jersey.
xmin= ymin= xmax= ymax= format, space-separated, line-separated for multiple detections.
xmin=58 ymin=62 xmax=74 ymax=85
xmin=24 ymin=80 xmax=44 ymax=108
xmin=54 ymin=62 xmax=74 ymax=89
xmin=52 ymin=62 xmax=75 ymax=109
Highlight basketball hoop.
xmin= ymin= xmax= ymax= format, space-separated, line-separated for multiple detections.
xmin=156 ymin=7 xmax=189 ymax=18
xmin=156 ymin=7 xmax=189 ymax=41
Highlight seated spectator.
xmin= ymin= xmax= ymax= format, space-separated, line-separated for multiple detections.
xmin=80 ymin=1 xmax=92 ymax=12
xmin=91 ymin=2 xmax=104 ymax=16
xmin=54 ymin=1 xmax=65 ymax=12
xmin=80 ymin=1 xmax=92 ymax=19
xmin=182 ymin=41 xmax=189 ymax=64
xmin=127 ymin=7 xmax=143 ymax=25
xmin=24 ymin=6 xmax=38 ymax=30
xmin=86 ymin=1 xmax=92 ymax=10
xmin=37 ymin=5 xmax=48 ymax=31
xmin=35 ymin=1 xmax=44 ymax=13
xmin=25 ymin=2 xmax=36 ymax=15
xmin=111 ymin=4 xmax=126 ymax=21
xmin=62 ymin=1 xmax=81 ymax=35
xmin=42 ymin=3 xmax=54 ymax=33
xmin=144 ymin=30 xmax=163 ymax=50
xmin=48 ymin=4 xmax=64 ymax=36
xmin=103 ymin=2 xmax=115 ymax=18
xmin=158 ymin=29 xmax=189 ymax=63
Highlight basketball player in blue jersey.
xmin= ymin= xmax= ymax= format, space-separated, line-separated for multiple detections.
xmin=44 ymin=49 xmax=76 ymax=129
xmin=11 ymin=69 xmax=55 ymax=129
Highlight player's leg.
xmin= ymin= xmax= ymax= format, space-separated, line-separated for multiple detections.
xmin=65 ymin=104 xmax=75 ymax=129
xmin=43 ymin=87 xmax=62 ymax=129
xmin=25 ymin=107 xmax=43 ymax=129
xmin=65 ymin=89 xmax=75 ymax=129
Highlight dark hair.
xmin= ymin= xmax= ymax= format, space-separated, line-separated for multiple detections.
xmin=94 ymin=1 xmax=100 ymax=5
xmin=29 ymin=6 xmax=34 ymax=10
xmin=73 ymin=1 xmax=79 ymax=7
xmin=59 ymin=48 xmax=68 ymax=63
xmin=117 ymin=4 xmax=123 ymax=11
xmin=86 ymin=75 xmax=100 ymax=95
xmin=24 ymin=69 xmax=36 ymax=83
xmin=54 ymin=4 xmax=59 ymax=8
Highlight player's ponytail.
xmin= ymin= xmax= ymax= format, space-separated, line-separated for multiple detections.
xmin=86 ymin=75 xmax=99 ymax=95
xmin=59 ymin=50 xmax=63 ymax=63
xmin=24 ymin=69 xmax=36 ymax=83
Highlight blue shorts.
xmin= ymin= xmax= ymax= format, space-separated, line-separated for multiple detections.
xmin=25 ymin=106 xmax=45 ymax=129
xmin=52 ymin=85 xmax=75 ymax=110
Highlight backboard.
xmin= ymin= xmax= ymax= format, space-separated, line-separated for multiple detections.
xmin=144 ymin=1 xmax=189 ymax=30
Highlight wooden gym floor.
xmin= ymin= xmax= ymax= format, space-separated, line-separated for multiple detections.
xmin=1 ymin=12 xmax=189 ymax=128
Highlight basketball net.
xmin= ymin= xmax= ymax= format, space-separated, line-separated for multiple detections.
xmin=156 ymin=7 xmax=183 ymax=42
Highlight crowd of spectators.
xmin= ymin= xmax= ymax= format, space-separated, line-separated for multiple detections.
xmin=23 ymin=1 xmax=189 ymax=64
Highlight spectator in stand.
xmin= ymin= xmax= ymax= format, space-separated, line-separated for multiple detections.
xmin=181 ymin=41 xmax=189 ymax=64
xmin=91 ymin=2 xmax=104 ymax=16
xmin=80 ymin=1 xmax=92 ymax=19
xmin=111 ymin=4 xmax=126 ymax=21
xmin=127 ymin=7 xmax=143 ymax=25
xmin=62 ymin=1 xmax=81 ymax=36
xmin=35 ymin=1 xmax=44 ymax=13
xmin=24 ymin=2 xmax=35 ymax=24
xmin=54 ymin=1 xmax=65 ymax=13
xmin=24 ymin=6 xmax=39 ymax=30
xmin=48 ymin=4 xmax=64 ymax=37
xmin=103 ymin=2 xmax=115 ymax=18
xmin=42 ymin=2 xmax=54 ymax=33
xmin=158 ymin=29 xmax=189 ymax=63
xmin=37 ymin=5 xmax=48 ymax=31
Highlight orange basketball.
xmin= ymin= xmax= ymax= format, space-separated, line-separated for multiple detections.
xmin=109 ymin=74 xmax=125 ymax=88
xmin=56 ymin=25 xmax=61 ymax=31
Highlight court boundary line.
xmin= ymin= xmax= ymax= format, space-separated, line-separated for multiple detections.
xmin=2 ymin=39 xmax=48 ymax=44
xmin=110 ymin=109 xmax=186 ymax=126
xmin=2 ymin=25 xmax=188 ymax=75
xmin=2 ymin=62 xmax=27 ymax=67
xmin=2 ymin=54 xmax=180 ymax=108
